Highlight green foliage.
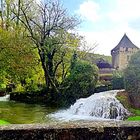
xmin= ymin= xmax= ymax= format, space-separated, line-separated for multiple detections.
xmin=116 ymin=91 xmax=140 ymax=121
xmin=61 ymin=60 xmax=98 ymax=105
xmin=127 ymin=116 xmax=140 ymax=121
xmin=111 ymin=70 xmax=124 ymax=89
xmin=124 ymin=51 xmax=140 ymax=93
xmin=124 ymin=51 xmax=140 ymax=108
xmin=52 ymin=33 xmax=81 ymax=85
xmin=9 ymin=0 xmax=81 ymax=94
xmin=0 ymin=28 xmax=45 ymax=92
xmin=82 ymin=52 xmax=112 ymax=64
xmin=0 ymin=120 xmax=10 ymax=125
xmin=130 ymin=108 xmax=140 ymax=115
xmin=0 ymin=0 xmax=100 ymax=107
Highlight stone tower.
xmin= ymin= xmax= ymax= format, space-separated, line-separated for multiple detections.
xmin=111 ymin=34 xmax=139 ymax=70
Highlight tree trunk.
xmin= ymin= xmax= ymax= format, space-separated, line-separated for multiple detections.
xmin=41 ymin=57 xmax=49 ymax=91
xmin=37 ymin=46 xmax=49 ymax=90
xmin=38 ymin=47 xmax=59 ymax=94
xmin=47 ymin=53 xmax=54 ymax=80
xmin=17 ymin=0 xmax=21 ymax=26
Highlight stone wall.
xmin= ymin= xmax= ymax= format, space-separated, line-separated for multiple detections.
xmin=0 ymin=121 xmax=140 ymax=140
xmin=118 ymin=47 xmax=139 ymax=70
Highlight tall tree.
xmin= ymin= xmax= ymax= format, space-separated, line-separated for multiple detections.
xmin=11 ymin=0 xmax=80 ymax=93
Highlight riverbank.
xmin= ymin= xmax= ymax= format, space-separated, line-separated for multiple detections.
xmin=116 ymin=91 xmax=140 ymax=120
xmin=9 ymin=90 xmax=62 ymax=107
xmin=0 ymin=120 xmax=10 ymax=125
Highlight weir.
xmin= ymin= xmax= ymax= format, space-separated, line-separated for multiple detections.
xmin=0 ymin=121 xmax=140 ymax=140
xmin=50 ymin=90 xmax=129 ymax=121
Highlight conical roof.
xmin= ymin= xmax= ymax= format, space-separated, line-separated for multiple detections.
xmin=111 ymin=34 xmax=139 ymax=53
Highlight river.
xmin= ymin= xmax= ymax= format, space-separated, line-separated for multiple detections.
xmin=0 ymin=90 xmax=129 ymax=124
xmin=0 ymin=101 xmax=57 ymax=124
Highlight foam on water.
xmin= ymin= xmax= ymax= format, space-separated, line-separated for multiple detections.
xmin=49 ymin=90 xmax=129 ymax=121
xmin=0 ymin=95 xmax=10 ymax=101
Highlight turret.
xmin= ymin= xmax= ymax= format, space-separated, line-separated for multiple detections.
xmin=111 ymin=34 xmax=139 ymax=70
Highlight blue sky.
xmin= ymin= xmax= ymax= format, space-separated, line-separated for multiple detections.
xmin=61 ymin=0 xmax=140 ymax=55
xmin=63 ymin=0 xmax=115 ymax=31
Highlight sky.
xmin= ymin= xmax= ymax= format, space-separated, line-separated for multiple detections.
xmin=61 ymin=0 xmax=140 ymax=56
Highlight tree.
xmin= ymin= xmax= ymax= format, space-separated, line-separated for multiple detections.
xmin=111 ymin=70 xmax=124 ymax=90
xmin=61 ymin=60 xmax=98 ymax=105
xmin=11 ymin=0 xmax=80 ymax=93
xmin=124 ymin=50 xmax=140 ymax=108
xmin=0 ymin=28 xmax=43 ymax=90
xmin=0 ymin=0 xmax=15 ymax=29
xmin=0 ymin=0 xmax=4 ymax=28
xmin=0 ymin=0 xmax=46 ymax=91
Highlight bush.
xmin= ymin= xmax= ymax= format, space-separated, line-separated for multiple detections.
xmin=124 ymin=51 xmax=140 ymax=108
xmin=61 ymin=60 xmax=98 ymax=106
xmin=111 ymin=70 xmax=124 ymax=89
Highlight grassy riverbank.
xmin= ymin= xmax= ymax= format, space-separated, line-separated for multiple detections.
xmin=116 ymin=91 xmax=140 ymax=121
xmin=0 ymin=120 xmax=10 ymax=125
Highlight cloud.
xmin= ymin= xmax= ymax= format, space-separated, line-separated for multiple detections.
xmin=76 ymin=0 xmax=140 ymax=55
xmin=77 ymin=0 xmax=100 ymax=22
xmin=108 ymin=0 xmax=140 ymax=23
xmin=79 ymin=23 xmax=140 ymax=55
xmin=35 ymin=0 xmax=41 ymax=4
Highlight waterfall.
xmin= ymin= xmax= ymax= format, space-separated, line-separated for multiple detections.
xmin=50 ymin=90 xmax=129 ymax=121
xmin=0 ymin=95 xmax=10 ymax=101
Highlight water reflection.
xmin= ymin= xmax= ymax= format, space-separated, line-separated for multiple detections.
xmin=0 ymin=101 xmax=57 ymax=124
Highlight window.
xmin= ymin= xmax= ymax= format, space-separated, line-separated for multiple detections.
xmin=126 ymin=48 xmax=128 ymax=51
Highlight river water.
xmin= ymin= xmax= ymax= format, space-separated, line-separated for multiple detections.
xmin=0 ymin=101 xmax=57 ymax=124
xmin=0 ymin=90 xmax=129 ymax=124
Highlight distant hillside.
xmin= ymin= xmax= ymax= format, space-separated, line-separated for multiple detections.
xmin=82 ymin=53 xmax=112 ymax=64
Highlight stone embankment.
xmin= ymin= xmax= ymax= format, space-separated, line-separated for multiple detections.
xmin=0 ymin=121 xmax=140 ymax=140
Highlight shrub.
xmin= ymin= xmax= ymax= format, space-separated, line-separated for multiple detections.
xmin=61 ymin=60 xmax=98 ymax=106
xmin=124 ymin=51 xmax=140 ymax=108
xmin=111 ymin=70 xmax=124 ymax=89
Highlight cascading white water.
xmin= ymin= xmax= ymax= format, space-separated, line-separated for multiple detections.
xmin=50 ymin=90 xmax=129 ymax=121
xmin=0 ymin=95 xmax=10 ymax=101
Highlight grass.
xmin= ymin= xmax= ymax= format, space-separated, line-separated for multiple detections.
xmin=130 ymin=108 xmax=140 ymax=115
xmin=116 ymin=91 xmax=140 ymax=121
xmin=127 ymin=116 xmax=140 ymax=121
xmin=0 ymin=120 xmax=10 ymax=125
xmin=127 ymin=109 xmax=140 ymax=121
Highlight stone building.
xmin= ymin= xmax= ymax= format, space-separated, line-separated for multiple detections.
xmin=96 ymin=58 xmax=113 ymax=81
xmin=111 ymin=34 xmax=139 ymax=70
